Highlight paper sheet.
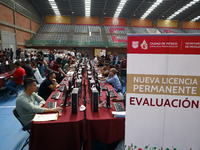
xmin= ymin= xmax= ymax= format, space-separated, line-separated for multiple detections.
xmin=32 ymin=113 xmax=58 ymax=122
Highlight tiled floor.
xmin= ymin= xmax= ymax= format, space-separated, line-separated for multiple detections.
xmin=0 ymin=88 xmax=29 ymax=150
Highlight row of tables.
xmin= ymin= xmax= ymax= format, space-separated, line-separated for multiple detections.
xmin=29 ymin=62 xmax=125 ymax=150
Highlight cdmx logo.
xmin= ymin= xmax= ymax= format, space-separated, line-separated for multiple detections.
xmin=141 ymin=40 xmax=148 ymax=50
xmin=132 ymin=40 xmax=148 ymax=50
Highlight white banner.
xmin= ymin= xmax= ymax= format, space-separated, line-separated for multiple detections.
xmin=125 ymin=34 xmax=200 ymax=150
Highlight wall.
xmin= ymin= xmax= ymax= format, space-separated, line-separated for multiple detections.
xmin=16 ymin=29 xmax=31 ymax=43
xmin=104 ymin=18 xmax=127 ymax=26
xmin=0 ymin=2 xmax=41 ymax=49
xmin=15 ymin=12 xmax=30 ymax=30
xmin=46 ymin=15 xmax=71 ymax=24
xmin=0 ymin=3 xmax=14 ymax=24
xmin=0 ymin=24 xmax=14 ymax=33
xmin=131 ymin=19 xmax=153 ymax=27
xmin=157 ymin=20 xmax=178 ymax=28
xmin=182 ymin=21 xmax=200 ymax=29
xmin=31 ymin=20 xmax=40 ymax=32
xmin=76 ymin=17 xmax=99 ymax=25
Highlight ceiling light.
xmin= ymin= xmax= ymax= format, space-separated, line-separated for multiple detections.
xmin=85 ymin=0 xmax=91 ymax=17
xmin=191 ymin=15 xmax=200 ymax=22
xmin=140 ymin=0 xmax=163 ymax=19
xmin=167 ymin=0 xmax=198 ymax=20
xmin=113 ymin=0 xmax=127 ymax=18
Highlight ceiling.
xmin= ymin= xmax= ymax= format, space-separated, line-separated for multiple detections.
xmin=30 ymin=0 xmax=200 ymax=22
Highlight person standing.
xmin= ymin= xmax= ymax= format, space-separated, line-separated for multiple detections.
xmin=46 ymin=57 xmax=68 ymax=83
xmin=36 ymin=54 xmax=45 ymax=78
xmin=111 ymin=52 xmax=118 ymax=65
xmin=10 ymin=48 xmax=13 ymax=61
xmin=16 ymin=48 xmax=21 ymax=59
xmin=81 ymin=50 xmax=84 ymax=57
xmin=86 ymin=50 xmax=89 ymax=58
xmin=24 ymin=50 xmax=28 ymax=59
xmin=48 ymin=50 xmax=55 ymax=63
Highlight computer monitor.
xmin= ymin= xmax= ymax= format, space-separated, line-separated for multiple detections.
xmin=61 ymin=85 xmax=70 ymax=107
xmin=96 ymin=82 xmax=101 ymax=97
xmin=72 ymin=73 xmax=75 ymax=86
xmin=0 ymin=64 xmax=6 ymax=74
xmin=91 ymin=87 xmax=99 ymax=112
xmin=9 ymin=63 xmax=15 ymax=71
xmin=68 ymin=78 xmax=72 ymax=92
xmin=71 ymin=88 xmax=79 ymax=114
xmin=103 ymin=87 xmax=112 ymax=108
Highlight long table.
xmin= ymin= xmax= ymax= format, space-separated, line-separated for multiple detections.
xmin=29 ymin=66 xmax=125 ymax=150
xmin=84 ymin=77 xmax=125 ymax=150
xmin=0 ymin=71 xmax=14 ymax=88
xmin=29 ymin=77 xmax=86 ymax=150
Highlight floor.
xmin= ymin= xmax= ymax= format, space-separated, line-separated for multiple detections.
xmin=0 ymin=87 xmax=29 ymax=150
xmin=0 ymin=75 xmax=126 ymax=150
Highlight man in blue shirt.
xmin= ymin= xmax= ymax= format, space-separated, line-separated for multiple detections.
xmin=105 ymin=68 xmax=122 ymax=92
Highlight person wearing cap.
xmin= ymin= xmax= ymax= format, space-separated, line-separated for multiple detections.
xmin=36 ymin=54 xmax=45 ymax=78
xmin=105 ymin=68 xmax=122 ymax=92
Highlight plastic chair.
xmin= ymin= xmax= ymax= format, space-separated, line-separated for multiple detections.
xmin=13 ymin=108 xmax=30 ymax=150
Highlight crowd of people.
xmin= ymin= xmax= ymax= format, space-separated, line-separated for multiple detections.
xmin=2 ymin=48 xmax=127 ymax=130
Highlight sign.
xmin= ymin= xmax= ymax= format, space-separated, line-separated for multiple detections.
xmin=125 ymin=34 xmax=200 ymax=150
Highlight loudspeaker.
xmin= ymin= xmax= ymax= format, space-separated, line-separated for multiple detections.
xmin=71 ymin=88 xmax=79 ymax=114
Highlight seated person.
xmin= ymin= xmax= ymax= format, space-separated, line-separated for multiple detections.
xmin=16 ymin=78 xmax=62 ymax=129
xmin=6 ymin=61 xmax=25 ymax=95
xmin=38 ymin=72 xmax=60 ymax=100
xmin=102 ymin=63 xmax=110 ymax=77
xmin=105 ymin=68 xmax=122 ymax=92
xmin=21 ymin=60 xmax=35 ymax=78
xmin=46 ymin=57 xmax=68 ymax=83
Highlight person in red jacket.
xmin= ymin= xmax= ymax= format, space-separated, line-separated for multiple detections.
xmin=46 ymin=57 xmax=68 ymax=83
xmin=6 ymin=61 xmax=25 ymax=95
xmin=121 ymin=57 xmax=127 ymax=69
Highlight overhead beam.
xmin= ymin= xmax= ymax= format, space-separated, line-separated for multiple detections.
xmin=68 ymin=0 xmax=73 ymax=14
xmin=129 ymin=0 xmax=145 ymax=19
xmin=157 ymin=0 xmax=183 ymax=19
xmin=101 ymin=0 xmax=108 ymax=17
xmin=181 ymin=10 xmax=200 ymax=21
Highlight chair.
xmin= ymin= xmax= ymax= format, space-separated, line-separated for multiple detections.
xmin=15 ymin=74 xmax=26 ymax=96
xmin=13 ymin=108 xmax=30 ymax=150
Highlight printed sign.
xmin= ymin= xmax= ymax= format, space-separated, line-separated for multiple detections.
xmin=125 ymin=34 xmax=200 ymax=150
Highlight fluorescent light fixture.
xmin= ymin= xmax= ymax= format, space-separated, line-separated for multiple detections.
xmin=167 ymin=0 xmax=198 ymax=20
xmin=140 ymin=0 xmax=163 ymax=19
xmin=85 ymin=0 xmax=91 ymax=17
xmin=113 ymin=0 xmax=127 ymax=18
xmin=49 ymin=0 xmax=61 ymax=16
xmin=191 ymin=15 xmax=200 ymax=22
